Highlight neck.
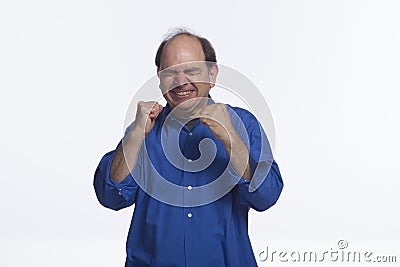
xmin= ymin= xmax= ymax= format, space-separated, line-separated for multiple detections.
xmin=169 ymin=98 xmax=208 ymax=120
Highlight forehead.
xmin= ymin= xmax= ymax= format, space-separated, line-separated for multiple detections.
xmin=159 ymin=61 xmax=208 ymax=74
xmin=160 ymin=35 xmax=206 ymax=69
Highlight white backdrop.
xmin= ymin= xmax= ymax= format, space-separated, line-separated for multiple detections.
xmin=1 ymin=1 xmax=399 ymax=266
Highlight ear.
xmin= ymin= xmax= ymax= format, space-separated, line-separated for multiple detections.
xmin=208 ymin=64 xmax=219 ymax=88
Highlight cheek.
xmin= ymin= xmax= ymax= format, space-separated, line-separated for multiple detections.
xmin=160 ymin=81 xmax=171 ymax=94
xmin=193 ymin=82 xmax=211 ymax=94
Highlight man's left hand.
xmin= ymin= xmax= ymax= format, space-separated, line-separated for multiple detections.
xmin=198 ymin=103 xmax=252 ymax=180
xmin=197 ymin=103 xmax=235 ymax=144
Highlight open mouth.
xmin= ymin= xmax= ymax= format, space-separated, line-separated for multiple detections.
xmin=170 ymin=88 xmax=196 ymax=99
xmin=174 ymin=90 xmax=194 ymax=96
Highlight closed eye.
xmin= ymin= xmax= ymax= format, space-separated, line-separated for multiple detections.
xmin=184 ymin=67 xmax=202 ymax=75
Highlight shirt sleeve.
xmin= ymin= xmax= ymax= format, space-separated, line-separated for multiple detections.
xmin=231 ymin=107 xmax=284 ymax=211
xmin=236 ymin=160 xmax=283 ymax=211
xmin=93 ymin=144 xmax=140 ymax=211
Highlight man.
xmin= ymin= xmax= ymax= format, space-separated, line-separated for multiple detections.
xmin=94 ymin=29 xmax=283 ymax=267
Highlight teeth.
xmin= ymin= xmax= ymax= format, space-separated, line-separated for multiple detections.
xmin=175 ymin=91 xmax=192 ymax=96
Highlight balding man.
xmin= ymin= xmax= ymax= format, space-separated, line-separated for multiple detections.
xmin=94 ymin=29 xmax=283 ymax=267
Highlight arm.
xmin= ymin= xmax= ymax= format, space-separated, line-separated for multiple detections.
xmin=93 ymin=149 xmax=139 ymax=211
xmin=110 ymin=126 xmax=145 ymax=183
xmin=220 ymin=130 xmax=253 ymax=181
xmin=198 ymin=104 xmax=252 ymax=180
xmin=199 ymin=104 xmax=283 ymax=211
xmin=236 ymin=160 xmax=283 ymax=211
xmin=234 ymin=110 xmax=283 ymax=211
xmin=110 ymin=101 xmax=162 ymax=182
xmin=93 ymin=101 xmax=163 ymax=210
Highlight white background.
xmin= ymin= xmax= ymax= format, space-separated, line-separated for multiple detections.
xmin=1 ymin=1 xmax=399 ymax=266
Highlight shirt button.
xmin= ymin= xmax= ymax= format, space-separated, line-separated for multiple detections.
xmin=187 ymin=185 xmax=192 ymax=190
xmin=189 ymin=132 xmax=193 ymax=136
xmin=118 ymin=189 xmax=122 ymax=196
xmin=187 ymin=213 xmax=193 ymax=218
xmin=188 ymin=159 xmax=192 ymax=163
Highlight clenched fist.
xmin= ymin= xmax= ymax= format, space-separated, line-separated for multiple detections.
xmin=135 ymin=101 xmax=163 ymax=135
xmin=198 ymin=103 xmax=252 ymax=180
xmin=197 ymin=103 xmax=235 ymax=143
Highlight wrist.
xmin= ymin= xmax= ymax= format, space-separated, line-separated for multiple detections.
xmin=127 ymin=125 xmax=146 ymax=141
xmin=221 ymin=130 xmax=238 ymax=154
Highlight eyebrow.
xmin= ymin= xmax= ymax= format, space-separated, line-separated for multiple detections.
xmin=160 ymin=69 xmax=179 ymax=75
xmin=184 ymin=67 xmax=201 ymax=72
xmin=160 ymin=66 xmax=202 ymax=75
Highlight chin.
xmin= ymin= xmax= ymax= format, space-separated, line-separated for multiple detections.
xmin=169 ymin=97 xmax=207 ymax=119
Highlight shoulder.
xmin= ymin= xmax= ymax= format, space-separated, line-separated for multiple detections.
xmin=225 ymin=104 xmax=263 ymax=139
xmin=226 ymin=104 xmax=258 ymax=123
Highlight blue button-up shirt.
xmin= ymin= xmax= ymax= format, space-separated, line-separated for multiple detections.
xmin=94 ymin=100 xmax=283 ymax=267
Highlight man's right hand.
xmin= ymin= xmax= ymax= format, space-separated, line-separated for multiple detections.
xmin=110 ymin=101 xmax=163 ymax=182
xmin=134 ymin=101 xmax=163 ymax=135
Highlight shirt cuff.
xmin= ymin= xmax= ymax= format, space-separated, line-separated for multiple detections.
xmin=226 ymin=154 xmax=273 ymax=193
xmin=104 ymin=151 xmax=137 ymax=201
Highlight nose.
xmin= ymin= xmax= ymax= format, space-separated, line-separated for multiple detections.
xmin=174 ymin=72 xmax=190 ymax=88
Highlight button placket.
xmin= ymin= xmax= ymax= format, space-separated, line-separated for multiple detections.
xmin=182 ymin=128 xmax=196 ymax=221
